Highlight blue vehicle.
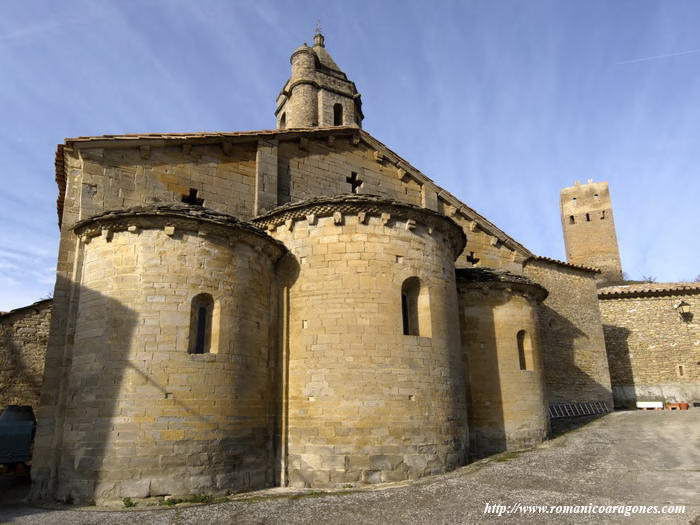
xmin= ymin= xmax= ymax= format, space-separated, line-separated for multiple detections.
xmin=0 ymin=405 xmax=36 ymax=473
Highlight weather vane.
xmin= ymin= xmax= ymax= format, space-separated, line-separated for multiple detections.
xmin=316 ymin=19 xmax=322 ymax=34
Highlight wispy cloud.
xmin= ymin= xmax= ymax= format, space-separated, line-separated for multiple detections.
xmin=1 ymin=0 xmax=699 ymax=310
xmin=617 ymin=48 xmax=700 ymax=65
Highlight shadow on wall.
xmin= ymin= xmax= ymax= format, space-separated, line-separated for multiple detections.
xmin=271 ymin=251 xmax=300 ymax=487
xmin=460 ymin=299 xmax=506 ymax=461
xmin=32 ymin=273 xmax=138 ymax=503
xmin=34 ymin=245 xmax=278 ymax=504
xmin=0 ymin=328 xmax=43 ymax=409
xmin=537 ymin=305 xmax=613 ymax=406
xmin=602 ymin=325 xmax=635 ymax=409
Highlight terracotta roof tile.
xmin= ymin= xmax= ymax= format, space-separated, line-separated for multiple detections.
xmin=526 ymin=256 xmax=601 ymax=273
xmin=598 ymin=282 xmax=700 ymax=298
xmin=0 ymin=299 xmax=53 ymax=319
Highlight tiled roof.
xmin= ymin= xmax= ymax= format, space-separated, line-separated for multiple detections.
xmin=456 ymin=267 xmax=535 ymax=285
xmin=0 ymin=299 xmax=52 ymax=319
xmin=456 ymin=268 xmax=548 ymax=300
xmin=598 ymin=282 xmax=700 ymax=298
xmin=525 ymin=256 xmax=601 ymax=274
xmin=254 ymin=194 xmax=467 ymax=259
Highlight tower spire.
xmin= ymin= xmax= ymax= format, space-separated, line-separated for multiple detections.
xmin=275 ymin=29 xmax=363 ymax=129
xmin=314 ymin=21 xmax=325 ymax=47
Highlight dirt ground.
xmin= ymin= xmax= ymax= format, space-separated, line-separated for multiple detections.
xmin=0 ymin=410 xmax=698 ymax=524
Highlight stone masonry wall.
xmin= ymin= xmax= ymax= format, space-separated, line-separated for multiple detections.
xmin=278 ymin=139 xmax=422 ymax=207
xmin=258 ymin=198 xmax=468 ymax=488
xmin=458 ymin=283 xmax=548 ymax=459
xmin=560 ymin=181 xmax=622 ymax=283
xmin=600 ymin=292 xmax=700 ymax=407
xmin=523 ymin=260 xmax=613 ymax=406
xmin=32 ymin=141 xmax=263 ymax=504
xmin=277 ymin=137 xmax=523 ymax=273
xmin=0 ymin=300 xmax=51 ymax=410
xmin=77 ymin=143 xmax=258 ymax=223
xmin=31 ymin=211 xmax=283 ymax=504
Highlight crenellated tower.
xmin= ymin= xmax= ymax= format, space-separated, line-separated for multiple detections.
xmin=560 ymin=180 xmax=623 ymax=283
xmin=275 ymin=31 xmax=363 ymax=129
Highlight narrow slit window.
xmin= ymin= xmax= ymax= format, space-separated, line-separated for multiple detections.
xmin=195 ymin=307 xmax=207 ymax=353
xmin=586 ymin=213 xmax=591 ymax=222
xmin=401 ymin=277 xmax=431 ymax=337
xmin=569 ymin=215 xmax=575 ymax=224
xmin=189 ymin=293 xmax=214 ymax=354
xmin=517 ymin=330 xmax=533 ymax=370
xmin=401 ymin=293 xmax=410 ymax=335
xmin=333 ymin=103 xmax=343 ymax=126
xmin=601 ymin=210 xmax=606 ymax=220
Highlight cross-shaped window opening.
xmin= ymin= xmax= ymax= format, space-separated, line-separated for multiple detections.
xmin=346 ymin=172 xmax=363 ymax=194
xmin=182 ymin=188 xmax=204 ymax=206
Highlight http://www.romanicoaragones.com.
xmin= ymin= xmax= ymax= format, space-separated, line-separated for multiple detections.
xmin=484 ymin=502 xmax=686 ymax=518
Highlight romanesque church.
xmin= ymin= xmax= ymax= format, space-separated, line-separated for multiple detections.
xmin=0 ymin=30 xmax=697 ymax=505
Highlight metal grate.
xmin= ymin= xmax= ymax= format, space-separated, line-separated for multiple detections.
xmin=549 ymin=401 xmax=610 ymax=418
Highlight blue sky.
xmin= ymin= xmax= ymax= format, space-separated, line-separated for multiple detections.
xmin=1 ymin=0 xmax=699 ymax=310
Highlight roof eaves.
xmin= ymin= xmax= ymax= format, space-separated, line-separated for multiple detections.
xmin=356 ymin=130 xmax=534 ymax=258
xmin=55 ymin=126 xmax=533 ymax=259
xmin=525 ymin=255 xmax=602 ymax=274
xmin=0 ymin=298 xmax=53 ymax=319
xmin=63 ymin=126 xmax=362 ymax=148
xmin=56 ymin=144 xmax=66 ymax=229
xmin=598 ymin=283 xmax=700 ymax=298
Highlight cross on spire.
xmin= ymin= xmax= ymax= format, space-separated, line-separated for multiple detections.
xmin=313 ymin=21 xmax=325 ymax=47
xmin=346 ymin=172 xmax=363 ymax=194
xmin=182 ymin=188 xmax=204 ymax=206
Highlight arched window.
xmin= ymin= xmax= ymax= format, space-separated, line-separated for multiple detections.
xmin=279 ymin=112 xmax=286 ymax=129
xmin=569 ymin=215 xmax=575 ymax=224
xmin=517 ymin=330 xmax=533 ymax=370
xmin=333 ymin=103 xmax=343 ymax=126
xmin=401 ymin=277 xmax=431 ymax=337
xmin=189 ymin=293 xmax=214 ymax=354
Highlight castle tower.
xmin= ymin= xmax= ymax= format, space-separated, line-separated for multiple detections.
xmin=560 ymin=180 xmax=623 ymax=283
xmin=275 ymin=30 xmax=363 ymax=129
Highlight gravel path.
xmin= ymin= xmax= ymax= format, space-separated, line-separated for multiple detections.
xmin=1 ymin=410 xmax=698 ymax=524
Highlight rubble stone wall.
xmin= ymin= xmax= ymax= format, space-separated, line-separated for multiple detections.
xmin=600 ymin=292 xmax=700 ymax=407
xmin=0 ymin=300 xmax=52 ymax=410
xmin=523 ymin=260 xmax=613 ymax=406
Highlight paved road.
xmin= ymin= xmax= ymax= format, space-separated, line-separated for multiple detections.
xmin=1 ymin=411 xmax=698 ymax=524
